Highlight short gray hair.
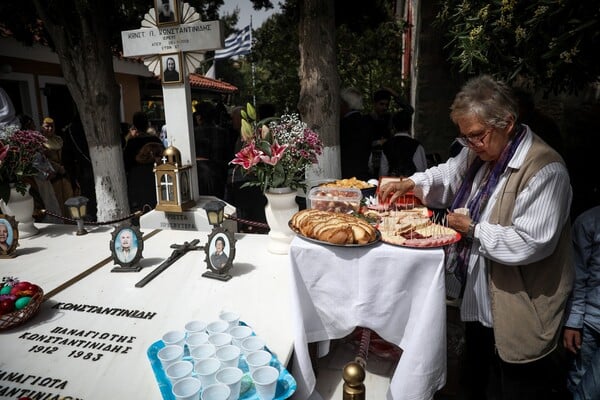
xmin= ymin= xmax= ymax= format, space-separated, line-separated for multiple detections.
xmin=340 ymin=87 xmax=364 ymax=111
xmin=450 ymin=75 xmax=518 ymax=130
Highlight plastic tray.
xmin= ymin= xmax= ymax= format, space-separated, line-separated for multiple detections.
xmin=147 ymin=324 xmax=296 ymax=400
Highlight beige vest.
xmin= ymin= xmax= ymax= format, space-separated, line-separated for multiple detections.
xmin=487 ymin=134 xmax=574 ymax=362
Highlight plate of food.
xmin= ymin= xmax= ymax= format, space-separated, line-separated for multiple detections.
xmin=289 ymin=209 xmax=380 ymax=247
xmin=378 ymin=211 xmax=460 ymax=248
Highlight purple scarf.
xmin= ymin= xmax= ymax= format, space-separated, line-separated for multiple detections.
xmin=444 ymin=125 xmax=526 ymax=290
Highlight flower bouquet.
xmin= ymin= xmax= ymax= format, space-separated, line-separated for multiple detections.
xmin=0 ymin=125 xmax=47 ymax=203
xmin=230 ymin=103 xmax=323 ymax=193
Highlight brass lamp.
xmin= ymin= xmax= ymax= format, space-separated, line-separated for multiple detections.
xmin=65 ymin=196 xmax=89 ymax=235
xmin=204 ymin=200 xmax=226 ymax=228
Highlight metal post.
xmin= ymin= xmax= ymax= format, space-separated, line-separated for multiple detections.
xmin=343 ymin=328 xmax=371 ymax=399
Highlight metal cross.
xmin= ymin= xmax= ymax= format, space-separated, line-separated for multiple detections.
xmin=135 ymin=239 xmax=202 ymax=287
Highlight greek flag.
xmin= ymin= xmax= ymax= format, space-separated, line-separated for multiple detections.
xmin=214 ymin=25 xmax=252 ymax=59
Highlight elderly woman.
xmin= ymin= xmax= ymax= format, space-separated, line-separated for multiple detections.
xmin=380 ymin=75 xmax=573 ymax=399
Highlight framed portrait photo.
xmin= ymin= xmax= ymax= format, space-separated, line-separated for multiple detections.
xmin=110 ymin=224 xmax=144 ymax=271
xmin=161 ymin=52 xmax=183 ymax=84
xmin=0 ymin=215 xmax=18 ymax=258
xmin=203 ymin=227 xmax=236 ymax=281
xmin=155 ymin=0 xmax=179 ymax=26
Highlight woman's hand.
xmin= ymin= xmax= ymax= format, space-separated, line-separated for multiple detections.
xmin=379 ymin=179 xmax=415 ymax=205
xmin=446 ymin=212 xmax=472 ymax=235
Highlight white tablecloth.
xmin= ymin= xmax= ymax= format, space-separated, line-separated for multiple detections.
xmin=289 ymin=236 xmax=447 ymax=400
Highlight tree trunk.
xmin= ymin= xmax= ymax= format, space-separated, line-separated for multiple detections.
xmin=33 ymin=0 xmax=129 ymax=221
xmin=297 ymin=0 xmax=340 ymax=181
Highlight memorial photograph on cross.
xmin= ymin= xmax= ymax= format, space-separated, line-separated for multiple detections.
xmin=161 ymin=53 xmax=182 ymax=84
xmin=155 ymin=0 xmax=178 ymax=25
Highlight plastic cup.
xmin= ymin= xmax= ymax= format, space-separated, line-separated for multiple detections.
xmin=163 ymin=330 xmax=186 ymax=348
xmin=246 ymin=350 xmax=272 ymax=374
xmin=186 ymin=332 xmax=210 ymax=351
xmin=251 ymin=365 xmax=279 ymax=400
xmin=208 ymin=332 xmax=233 ymax=348
xmin=185 ymin=320 xmax=208 ymax=335
xmin=207 ymin=320 xmax=230 ymax=335
xmin=166 ymin=360 xmax=194 ymax=384
xmin=215 ymin=367 xmax=243 ymax=400
xmin=194 ymin=357 xmax=221 ymax=388
xmin=172 ymin=376 xmax=202 ymax=400
xmin=240 ymin=336 xmax=265 ymax=356
xmin=157 ymin=345 xmax=184 ymax=369
xmin=190 ymin=343 xmax=217 ymax=364
xmin=219 ymin=311 xmax=240 ymax=329
xmin=201 ymin=383 xmax=231 ymax=400
xmin=216 ymin=345 xmax=241 ymax=369
xmin=229 ymin=326 xmax=253 ymax=348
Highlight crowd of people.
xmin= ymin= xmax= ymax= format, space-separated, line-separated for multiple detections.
xmin=340 ymin=86 xmax=428 ymax=183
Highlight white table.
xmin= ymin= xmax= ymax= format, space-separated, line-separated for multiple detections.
xmin=288 ymin=236 xmax=447 ymax=400
xmin=0 ymin=228 xmax=294 ymax=399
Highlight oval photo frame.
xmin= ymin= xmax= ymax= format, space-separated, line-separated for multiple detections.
xmin=204 ymin=227 xmax=236 ymax=276
xmin=110 ymin=224 xmax=144 ymax=271
xmin=0 ymin=214 xmax=18 ymax=258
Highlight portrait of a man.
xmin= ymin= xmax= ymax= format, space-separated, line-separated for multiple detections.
xmin=210 ymin=236 xmax=229 ymax=270
xmin=162 ymin=56 xmax=180 ymax=83
xmin=115 ymin=228 xmax=138 ymax=264
xmin=156 ymin=0 xmax=176 ymax=24
xmin=0 ymin=219 xmax=13 ymax=254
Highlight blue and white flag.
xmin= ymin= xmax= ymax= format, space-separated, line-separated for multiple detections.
xmin=214 ymin=25 xmax=252 ymax=60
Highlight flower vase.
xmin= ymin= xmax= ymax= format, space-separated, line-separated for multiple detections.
xmin=0 ymin=185 xmax=38 ymax=238
xmin=264 ymin=187 xmax=299 ymax=255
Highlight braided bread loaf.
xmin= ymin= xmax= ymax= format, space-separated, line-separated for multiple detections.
xmin=290 ymin=209 xmax=377 ymax=245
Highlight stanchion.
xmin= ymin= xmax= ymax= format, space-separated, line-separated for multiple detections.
xmin=343 ymin=328 xmax=371 ymax=400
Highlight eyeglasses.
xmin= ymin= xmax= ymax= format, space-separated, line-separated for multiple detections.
xmin=456 ymin=128 xmax=492 ymax=147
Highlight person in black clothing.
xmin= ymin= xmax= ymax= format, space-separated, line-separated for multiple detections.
xmin=513 ymin=87 xmax=564 ymax=157
xmin=365 ymin=88 xmax=396 ymax=177
xmin=123 ymin=111 xmax=164 ymax=211
xmin=380 ymin=105 xmax=428 ymax=177
xmin=340 ymin=87 xmax=371 ymax=181
xmin=62 ymin=116 xmax=98 ymax=220
xmin=194 ymin=101 xmax=230 ymax=199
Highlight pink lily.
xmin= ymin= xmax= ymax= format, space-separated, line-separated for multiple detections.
xmin=260 ymin=143 xmax=288 ymax=165
xmin=230 ymin=141 xmax=263 ymax=170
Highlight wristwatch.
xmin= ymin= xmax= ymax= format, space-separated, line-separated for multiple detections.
xmin=466 ymin=221 xmax=477 ymax=239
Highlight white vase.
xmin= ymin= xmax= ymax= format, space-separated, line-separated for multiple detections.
xmin=264 ymin=187 xmax=299 ymax=255
xmin=0 ymin=185 xmax=38 ymax=238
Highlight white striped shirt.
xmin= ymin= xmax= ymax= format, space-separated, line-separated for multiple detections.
xmin=411 ymin=127 xmax=572 ymax=327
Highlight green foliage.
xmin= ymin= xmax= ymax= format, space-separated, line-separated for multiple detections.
xmin=434 ymin=0 xmax=600 ymax=94
xmin=337 ymin=18 xmax=407 ymax=110
xmin=237 ymin=0 xmax=406 ymax=113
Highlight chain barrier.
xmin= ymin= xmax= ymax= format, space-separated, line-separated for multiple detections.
xmin=41 ymin=208 xmax=146 ymax=226
xmin=224 ymin=214 xmax=270 ymax=230
xmin=41 ymin=205 xmax=270 ymax=230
